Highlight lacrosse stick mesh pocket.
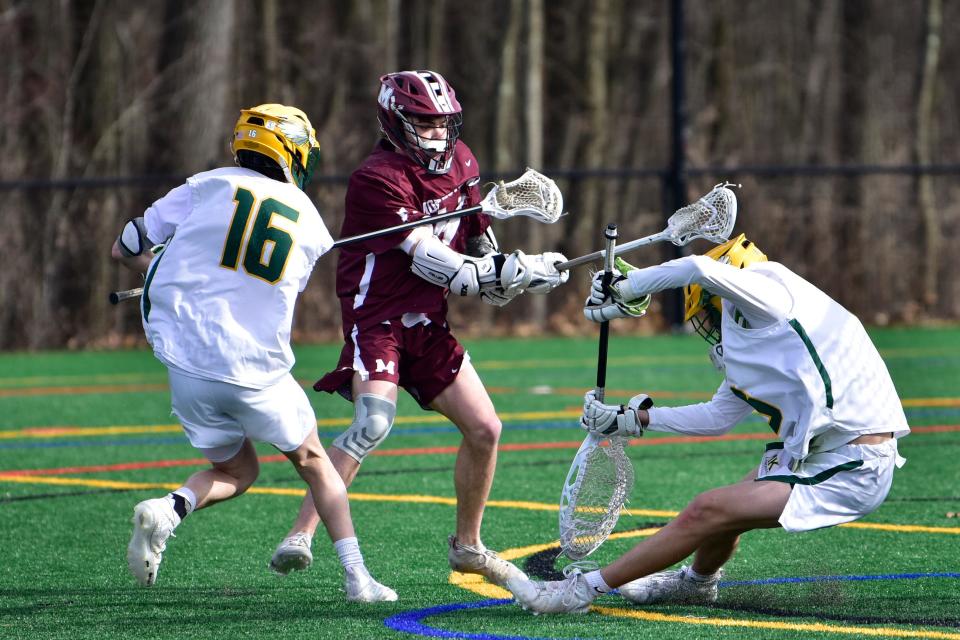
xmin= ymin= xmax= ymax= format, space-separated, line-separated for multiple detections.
xmin=559 ymin=438 xmax=634 ymax=560
xmin=667 ymin=184 xmax=738 ymax=245
xmin=488 ymin=168 xmax=563 ymax=222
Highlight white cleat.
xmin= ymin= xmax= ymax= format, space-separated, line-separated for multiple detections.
xmin=448 ymin=535 xmax=527 ymax=587
xmin=127 ymin=498 xmax=178 ymax=586
xmin=618 ymin=565 xmax=722 ymax=605
xmin=269 ymin=532 xmax=314 ymax=576
xmin=344 ymin=565 xmax=398 ymax=603
xmin=506 ymin=567 xmax=597 ymax=615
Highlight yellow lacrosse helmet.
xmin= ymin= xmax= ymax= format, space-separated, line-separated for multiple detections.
xmin=231 ymin=104 xmax=320 ymax=189
xmin=683 ymin=233 xmax=768 ymax=344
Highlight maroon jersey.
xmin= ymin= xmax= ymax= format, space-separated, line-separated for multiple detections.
xmin=335 ymin=139 xmax=488 ymax=330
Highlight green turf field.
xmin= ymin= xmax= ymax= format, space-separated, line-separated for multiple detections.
xmin=1 ymin=327 xmax=958 ymax=640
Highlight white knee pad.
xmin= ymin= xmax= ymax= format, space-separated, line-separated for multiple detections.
xmin=332 ymin=394 xmax=396 ymax=463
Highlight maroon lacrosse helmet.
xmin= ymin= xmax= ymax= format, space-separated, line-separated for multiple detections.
xmin=377 ymin=70 xmax=463 ymax=174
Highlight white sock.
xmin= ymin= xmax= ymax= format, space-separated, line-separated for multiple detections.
xmin=584 ymin=569 xmax=612 ymax=594
xmin=333 ymin=537 xmax=364 ymax=569
xmin=686 ymin=567 xmax=717 ymax=582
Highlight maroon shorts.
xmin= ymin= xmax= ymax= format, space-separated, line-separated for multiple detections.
xmin=314 ymin=315 xmax=465 ymax=409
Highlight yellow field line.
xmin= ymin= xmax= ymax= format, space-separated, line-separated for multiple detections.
xmin=901 ymin=398 xmax=960 ymax=407
xmin=590 ymin=606 xmax=960 ymax=639
xmin=2 ymin=474 xmax=957 ymax=537
xmin=5 ymin=471 xmax=959 ymax=636
xmin=0 ymin=425 xmax=185 ymax=439
xmin=839 ymin=521 xmax=960 ymax=534
xmin=0 ymin=476 xmax=180 ymax=491
xmin=450 ymin=531 xmax=960 ymax=639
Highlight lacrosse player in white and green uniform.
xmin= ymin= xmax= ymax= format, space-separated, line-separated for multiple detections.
xmin=509 ymin=234 xmax=909 ymax=614
xmin=112 ymin=104 xmax=395 ymax=602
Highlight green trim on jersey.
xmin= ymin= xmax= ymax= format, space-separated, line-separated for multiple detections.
xmin=141 ymin=247 xmax=167 ymax=322
xmin=731 ymin=386 xmax=783 ymax=434
xmin=759 ymin=459 xmax=863 ymax=486
xmin=788 ymin=318 xmax=834 ymax=409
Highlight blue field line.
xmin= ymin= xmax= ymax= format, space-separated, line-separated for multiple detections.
xmin=0 ymin=437 xmax=189 ymax=450
xmin=906 ymin=407 xmax=960 ymax=420
xmin=383 ymin=598 xmax=593 ymax=640
xmin=384 ymin=574 xmax=960 ymax=639
xmin=720 ymin=572 xmax=960 ymax=587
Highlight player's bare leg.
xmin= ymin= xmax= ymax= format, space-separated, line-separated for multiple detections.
xmin=274 ymin=430 xmax=395 ymax=600
xmin=430 ymin=360 xmax=526 ymax=587
xmin=509 ymin=477 xmax=790 ymax=612
xmin=281 ymin=378 xmax=396 ymax=535
xmin=183 ymin=438 xmax=261 ymax=509
xmin=429 ymin=360 xmax=499 ymax=546
xmin=127 ymin=439 xmax=259 ymax=586
xmin=281 ymin=430 xmax=355 ymax=541
xmin=280 ymin=446 xmax=361 ymax=540
xmin=685 ymin=468 xmax=758 ymax=576
xmin=271 ymin=378 xmax=397 ymax=574
xmin=601 ymin=476 xmax=790 ymax=588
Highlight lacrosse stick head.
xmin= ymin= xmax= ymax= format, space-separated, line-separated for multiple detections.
xmin=683 ymin=233 xmax=769 ymax=344
xmin=666 ymin=182 xmax=739 ymax=246
xmin=481 ymin=168 xmax=564 ymax=223
xmin=559 ymin=435 xmax=634 ymax=560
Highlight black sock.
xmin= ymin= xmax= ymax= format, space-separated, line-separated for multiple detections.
xmin=171 ymin=493 xmax=189 ymax=520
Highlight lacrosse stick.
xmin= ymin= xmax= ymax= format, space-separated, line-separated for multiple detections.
xmin=328 ymin=167 xmax=564 ymax=248
xmin=109 ymin=168 xmax=565 ymax=304
xmin=109 ymin=288 xmax=144 ymax=305
xmin=556 ymin=182 xmax=739 ymax=271
xmin=559 ymin=223 xmax=635 ymax=560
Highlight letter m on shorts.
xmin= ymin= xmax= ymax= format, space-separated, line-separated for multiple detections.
xmin=375 ymin=358 xmax=396 ymax=375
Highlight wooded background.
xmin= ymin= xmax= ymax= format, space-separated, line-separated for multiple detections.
xmin=1 ymin=0 xmax=958 ymax=350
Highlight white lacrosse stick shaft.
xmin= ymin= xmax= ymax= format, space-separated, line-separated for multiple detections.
xmin=556 ymin=183 xmax=739 ymax=271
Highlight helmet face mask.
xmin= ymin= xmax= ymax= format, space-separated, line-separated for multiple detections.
xmin=377 ymin=70 xmax=462 ymax=174
xmin=399 ymin=111 xmax=463 ymax=169
xmin=683 ymin=233 xmax=768 ymax=345
xmin=232 ymin=104 xmax=320 ymax=190
xmin=688 ymin=291 xmax=723 ymax=345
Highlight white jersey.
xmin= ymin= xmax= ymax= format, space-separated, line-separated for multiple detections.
xmin=140 ymin=167 xmax=333 ymax=389
xmin=629 ymin=256 xmax=909 ymax=461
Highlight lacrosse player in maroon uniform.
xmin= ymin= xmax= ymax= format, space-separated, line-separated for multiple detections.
xmin=269 ymin=70 xmax=569 ymax=590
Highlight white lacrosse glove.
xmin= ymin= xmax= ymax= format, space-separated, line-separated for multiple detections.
xmin=580 ymin=390 xmax=654 ymax=438
xmin=583 ymin=257 xmax=652 ymax=323
xmin=708 ymin=343 xmax=725 ymax=372
xmin=501 ymin=250 xmax=570 ymax=295
xmin=480 ymin=285 xmax=521 ymax=307
xmin=526 ymin=251 xmax=570 ymax=293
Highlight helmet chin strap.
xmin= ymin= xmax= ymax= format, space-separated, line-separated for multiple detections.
xmin=426 ymin=152 xmax=454 ymax=174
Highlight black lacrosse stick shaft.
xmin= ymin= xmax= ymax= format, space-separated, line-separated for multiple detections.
xmin=595 ymin=223 xmax=618 ymax=402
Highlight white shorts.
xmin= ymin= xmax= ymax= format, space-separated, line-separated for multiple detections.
xmin=756 ymin=439 xmax=905 ymax=533
xmin=168 ymin=368 xmax=317 ymax=462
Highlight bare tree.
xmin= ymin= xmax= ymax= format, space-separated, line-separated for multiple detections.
xmin=915 ymin=0 xmax=942 ymax=309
